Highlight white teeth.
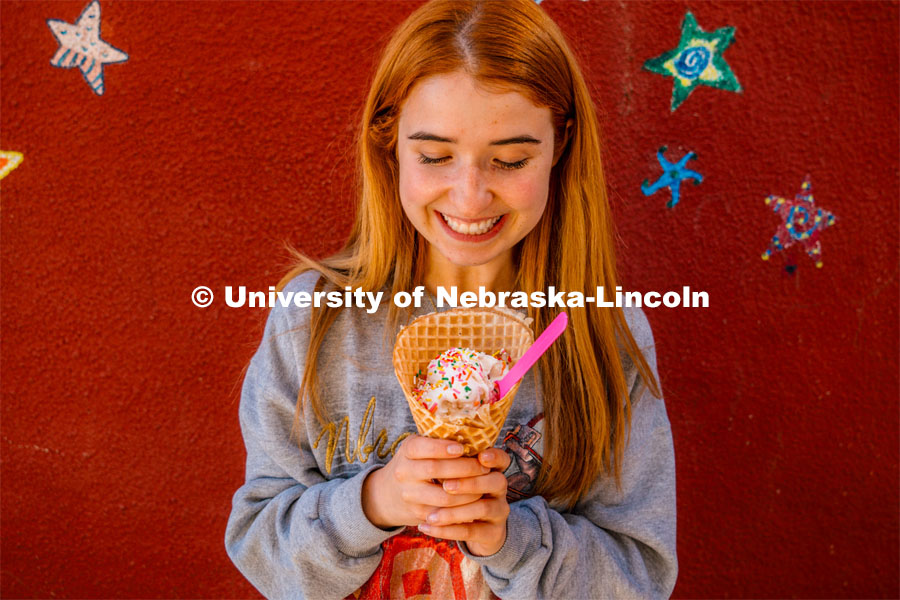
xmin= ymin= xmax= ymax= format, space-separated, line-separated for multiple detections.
xmin=441 ymin=213 xmax=501 ymax=235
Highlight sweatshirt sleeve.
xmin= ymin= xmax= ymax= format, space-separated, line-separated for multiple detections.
xmin=460 ymin=308 xmax=678 ymax=599
xmin=224 ymin=278 xmax=403 ymax=599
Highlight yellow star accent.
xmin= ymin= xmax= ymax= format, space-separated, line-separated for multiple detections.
xmin=0 ymin=151 xmax=24 ymax=181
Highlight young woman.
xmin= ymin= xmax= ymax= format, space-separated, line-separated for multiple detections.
xmin=226 ymin=1 xmax=677 ymax=598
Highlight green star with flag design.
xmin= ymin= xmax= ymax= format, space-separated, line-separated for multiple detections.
xmin=643 ymin=12 xmax=741 ymax=112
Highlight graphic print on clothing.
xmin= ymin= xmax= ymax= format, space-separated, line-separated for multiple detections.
xmin=348 ymin=527 xmax=496 ymax=600
xmin=313 ymin=396 xmax=411 ymax=474
xmin=502 ymin=414 xmax=545 ymax=502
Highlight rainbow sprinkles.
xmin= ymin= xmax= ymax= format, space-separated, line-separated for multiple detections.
xmin=413 ymin=347 xmax=513 ymax=425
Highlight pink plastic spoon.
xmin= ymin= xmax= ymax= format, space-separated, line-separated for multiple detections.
xmin=493 ymin=312 xmax=568 ymax=401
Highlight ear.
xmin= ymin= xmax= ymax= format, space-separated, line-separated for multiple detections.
xmin=552 ymin=118 xmax=574 ymax=167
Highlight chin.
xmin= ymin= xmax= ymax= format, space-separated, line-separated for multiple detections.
xmin=433 ymin=245 xmax=491 ymax=267
xmin=443 ymin=255 xmax=489 ymax=268
xmin=451 ymin=253 xmax=507 ymax=269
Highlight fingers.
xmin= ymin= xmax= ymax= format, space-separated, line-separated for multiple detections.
xmin=402 ymin=482 xmax=481 ymax=510
xmin=396 ymin=436 xmax=491 ymax=481
xmin=442 ymin=471 xmax=507 ymax=497
xmin=418 ymin=521 xmax=481 ymax=542
xmin=477 ymin=447 xmax=511 ymax=471
xmin=418 ymin=520 xmax=508 ymax=557
xmin=395 ymin=457 xmax=489 ymax=482
xmin=424 ymin=496 xmax=509 ymax=528
xmin=377 ymin=436 xmax=500 ymax=529
xmin=418 ymin=520 xmax=504 ymax=554
xmin=402 ymin=435 xmax=466 ymax=459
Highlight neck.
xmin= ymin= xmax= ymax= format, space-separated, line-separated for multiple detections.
xmin=423 ymin=248 xmax=516 ymax=296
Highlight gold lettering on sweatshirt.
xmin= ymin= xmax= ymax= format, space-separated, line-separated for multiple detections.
xmin=313 ymin=396 xmax=411 ymax=474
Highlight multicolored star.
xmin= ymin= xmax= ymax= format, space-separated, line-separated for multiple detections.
xmin=641 ymin=146 xmax=703 ymax=208
xmin=643 ymin=12 xmax=741 ymax=111
xmin=0 ymin=151 xmax=24 ymax=181
xmin=761 ymin=175 xmax=837 ymax=268
xmin=47 ymin=1 xmax=128 ymax=96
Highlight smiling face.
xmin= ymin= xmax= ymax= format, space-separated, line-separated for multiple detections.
xmin=396 ymin=71 xmax=556 ymax=284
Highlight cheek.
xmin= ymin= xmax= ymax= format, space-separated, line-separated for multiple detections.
xmin=506 ymin=174 xmax=549 ymax=217
xmin=399 ymin=161 xmax=442 ymax=208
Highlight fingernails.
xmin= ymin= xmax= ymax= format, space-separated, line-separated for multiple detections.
xmin=443 ymin=480 xmax=459 ymax=491
xmin=427 ymin=512 xmax=439 ymax=524
xmin=447 ymin=443 xmax=464 ymax=455
xmin=483 ymin=450 xmax=495 ymax=461
xmin=419 ymin=524 xmax=432 ymax=533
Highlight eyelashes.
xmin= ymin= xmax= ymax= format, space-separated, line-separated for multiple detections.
xmin=417 ymin=155 xmax=449 ymax=166
xmin=497 ymin=158 xmax=529 ymax=170
xmin=417 ymin=155 xmax=529 ymax=171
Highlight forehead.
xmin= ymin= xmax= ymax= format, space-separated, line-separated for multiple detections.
xmin=398 ymin=72 xmax=552 ymax=138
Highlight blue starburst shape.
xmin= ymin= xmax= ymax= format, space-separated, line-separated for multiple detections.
xmin=641 ymin=146 xmax=703 ymax=208
xmin=47 ymin=1 xmax=128 ymax=96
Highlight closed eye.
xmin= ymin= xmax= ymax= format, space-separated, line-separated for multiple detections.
xmin=417 ymin=155 xmax=530 ymax=170
xmin=497 ymin=158 xmax=529 ymax=170
xmin=417 ymin=154 xmax=450 ymax=166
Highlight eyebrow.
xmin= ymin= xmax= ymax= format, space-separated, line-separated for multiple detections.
xmin=407 ymin=131 xmax=542 ymax=146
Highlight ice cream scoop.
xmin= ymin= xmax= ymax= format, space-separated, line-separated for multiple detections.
xmin=413 ymin=347 xmax=512 ymax=424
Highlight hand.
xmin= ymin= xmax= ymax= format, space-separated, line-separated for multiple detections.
xmin=362 ymin=435 xmax=489 ymax=529
xmin=418 ymin=447 xmax=512 ymax=557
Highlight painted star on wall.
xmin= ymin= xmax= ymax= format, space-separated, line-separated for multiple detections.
xmin=0 ymin=151 xmax=24 ymax=181
xmin=761 ymin=175 xmax=837 ymax=268
xmin=643 ymin=12 xmax=741 ymax=111
xmin=47 ymin=1 xmax=128 ymax=96
xmin=641 ymin=146 xmax=703 ymax=208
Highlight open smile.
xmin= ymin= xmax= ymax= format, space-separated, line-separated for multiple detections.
xmin=436 ymin=211 xmax=506 ymax=241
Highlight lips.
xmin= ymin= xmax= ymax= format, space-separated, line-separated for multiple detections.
xmin=436 ymin=211 xmax=506 ymax=242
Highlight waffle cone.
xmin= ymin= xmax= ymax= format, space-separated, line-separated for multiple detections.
xmin=393 ymin=307 xmax=535 ymax=455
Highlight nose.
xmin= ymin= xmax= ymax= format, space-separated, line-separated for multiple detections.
xmin=448 ymin=163 xmax=493 ymax=217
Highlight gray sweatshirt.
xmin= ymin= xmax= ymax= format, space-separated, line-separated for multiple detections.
xmin=225 ymin=270 xmax=678 ymax=599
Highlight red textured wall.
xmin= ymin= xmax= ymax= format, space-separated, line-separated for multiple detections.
xmin=1 ymin=1 xmax=897 ymax=598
